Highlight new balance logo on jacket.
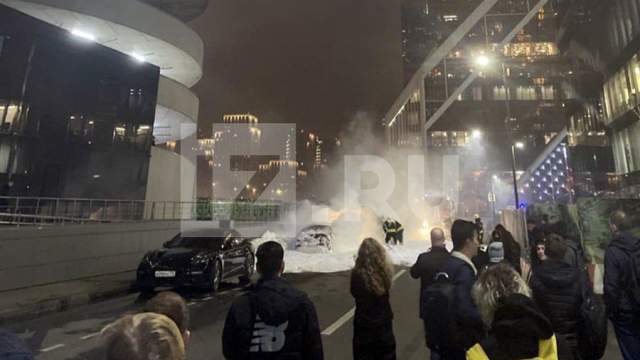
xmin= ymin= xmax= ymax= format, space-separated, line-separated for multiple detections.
xmin=250 ymin=316 xmax=288 ymax=353
xmin=222 ymin=276 xmax=324 ymax=359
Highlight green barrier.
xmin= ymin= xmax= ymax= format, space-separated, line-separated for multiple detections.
xmin=528 ymin=198 xmax=640 ymax=264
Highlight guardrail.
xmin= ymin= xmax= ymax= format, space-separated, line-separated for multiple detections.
xmin=0 ymin=197 xmax=292 ymax=226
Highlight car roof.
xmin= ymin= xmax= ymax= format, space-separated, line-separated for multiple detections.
xmin=179 ymin=228 xmax=242 ymax=238
xmin=300 ymin=224 xmax=332 ymax=231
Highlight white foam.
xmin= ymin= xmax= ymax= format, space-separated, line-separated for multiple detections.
xmin=253 ymin=234 xmax=451 ymax=273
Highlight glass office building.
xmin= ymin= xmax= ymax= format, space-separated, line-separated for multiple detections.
xmin=0 ymin=5 xmax=160 ymax=199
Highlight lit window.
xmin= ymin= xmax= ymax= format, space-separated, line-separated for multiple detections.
xmin=443 ymin=15 xmax=459 ymax=22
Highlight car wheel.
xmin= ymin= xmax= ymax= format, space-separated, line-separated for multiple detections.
xmin=207 ymin=260 xmax=222 ymax=292
xmin=239 ymin=251 xmax=255 ymax=284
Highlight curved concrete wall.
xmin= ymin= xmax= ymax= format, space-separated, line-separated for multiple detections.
xmin=1 ymin=0 xmax=205 ymax=142
xmin=158 ymin=76 xmax=199 ymax=124
xmin=0 ymin=0 xmax=203 ymax=86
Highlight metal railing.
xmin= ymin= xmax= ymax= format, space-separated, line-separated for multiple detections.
xmin=0 ymin=197 xmax=292 ymax=226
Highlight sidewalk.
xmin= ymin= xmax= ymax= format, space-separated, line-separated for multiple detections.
xmin=0 ymin=271 xmax=136 ymax=325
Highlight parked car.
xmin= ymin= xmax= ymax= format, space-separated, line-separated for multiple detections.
xmin=295 ymin=224 xmax=334 ymax=253
xmin=136 ymin=228 xmax=255 ymax=293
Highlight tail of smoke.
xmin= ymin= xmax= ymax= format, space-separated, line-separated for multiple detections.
xmin=287 ymin=112 xmax=463 ymax=250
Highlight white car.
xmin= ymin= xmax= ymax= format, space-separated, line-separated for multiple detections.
xmin=295 ymin=225 xmax=334 ymax=253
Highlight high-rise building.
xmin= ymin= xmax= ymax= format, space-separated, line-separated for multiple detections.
xmin=0 ymin=0 xmax=204 ymax=201
xmin=558 ymin=0 xmax=640 ymax=197
xmin=197 ymin=114 xmax=299 ymax=201
xmin=395 ymin=0 xmax=613 ymax=212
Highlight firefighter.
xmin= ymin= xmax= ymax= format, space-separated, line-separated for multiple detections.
xmin=383 ymin=218 xmax=404 ymax=245
xmin=475 ymin=215 xmax=485 ymax=244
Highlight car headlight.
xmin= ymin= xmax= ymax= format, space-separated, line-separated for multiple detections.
xmin=140 ymin=253 xmax=153 ymax=267
xmin=191 ymin=255 xmax=209 ymax=267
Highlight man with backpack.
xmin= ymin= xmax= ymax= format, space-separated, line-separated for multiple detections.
xmin=605 ymin=210 xmax=640 ymax=360
xmin=422 ymin=220 xmax=485 ymax=360
xmin=411 ymin=227 xmax=451 ymax=355
xmin=222 ymin=241 xmax=324 ymax=359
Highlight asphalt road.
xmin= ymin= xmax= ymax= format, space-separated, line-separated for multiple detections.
xmin=7 ymin=269 xmax=623 ymax=360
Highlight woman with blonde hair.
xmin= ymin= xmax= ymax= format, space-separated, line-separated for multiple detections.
xmin=102 ymin=312 xmax=186 ymax=360
xmin=351 ymin=237 xmax=396 ymax=360
xmin=467 ymin=264 xmax=572 ymax=360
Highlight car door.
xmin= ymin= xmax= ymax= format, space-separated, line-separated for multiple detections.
xmin=222 ymin=237 xmax=245 ymax=277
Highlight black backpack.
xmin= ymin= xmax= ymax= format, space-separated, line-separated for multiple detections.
xmin=421 ymin=271 xmax=460 ymax=351
xmin=577 ymin=275 xmax=607 ymax=360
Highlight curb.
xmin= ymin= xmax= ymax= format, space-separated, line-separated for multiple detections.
xmin=0 ymin=282 xmax=136 ymax=325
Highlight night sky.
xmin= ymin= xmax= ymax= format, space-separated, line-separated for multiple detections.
xmin=188 ymin=0 xmax=404 ymax=139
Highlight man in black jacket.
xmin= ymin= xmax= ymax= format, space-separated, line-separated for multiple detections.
xmin=529 ymin=234 xmax=582 ymax=357
xmin=605 ymin=210 xmax=640 ymax=360
xmin=411 ymin=227 xmax=450 ymax=320
xmin=411 ymin=228 xmax=450 ymax=319
xmin=222 ymin=241 xmax=323 ymax=360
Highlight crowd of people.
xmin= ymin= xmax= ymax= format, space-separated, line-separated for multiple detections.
xmin=410 ymin=210 xmax=640 ymax=360
xmin=1 ymin=210 xmax=638 ymax=360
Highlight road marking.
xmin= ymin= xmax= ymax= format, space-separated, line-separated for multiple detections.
xmin=40 ymin=344 xmax=65 ymax=352
xmin=392 ymin=269 xmax=407 ymax=282
xmin=321 ymin=269 xmax=406 ymax=336
xmin=80 ymin=332 xmax=101 ymax=340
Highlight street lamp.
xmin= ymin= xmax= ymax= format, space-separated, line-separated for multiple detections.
xmin=475 ymin=54 xmax=491 ymax=67
xmin=490 ymin=175 xmax=498 ymax=224
xmin=472 ymin=129 xmax=482 ymax=139
xmin=511 ymin=141 xmax=525 ymax=208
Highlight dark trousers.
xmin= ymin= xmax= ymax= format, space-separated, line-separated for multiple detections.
xmin=353 ymin=322 xmax=396 ymax=360
xmin=384 ymin=231 xmax=403 ymax=245
xmin=613 ymin=321 xmax=640 ymax=360
xmin=423 ymin=321 xmax=463 ymax=360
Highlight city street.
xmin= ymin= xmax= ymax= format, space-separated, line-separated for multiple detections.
xmin=8 ymin=269 xmax=424 ymax=360
xmin=7 ymin=268 xmax=623 ymax=360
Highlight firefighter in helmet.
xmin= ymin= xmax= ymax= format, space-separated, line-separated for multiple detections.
xmin=383 ymin=218 xmax=404 ymax=245
xmin=474 ymin=214 xmax=485 ymax=244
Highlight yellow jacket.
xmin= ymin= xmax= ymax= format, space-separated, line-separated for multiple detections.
xmin=466 ymin=335 xmax=558 ymax=360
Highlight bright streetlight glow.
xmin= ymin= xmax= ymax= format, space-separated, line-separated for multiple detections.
xmin=492 ymin=174 xmax=498 ymax=180
xmin=515 ymin=141 xmax=525 ymax=149
xmin=475 ymin=54 xmax=490 ymax=67
xmin=472 ymin=129 xmax=482 ymax=139
xmin=130 ymin=53 xmax=146 ymax=63
xmin=71 ymin=29 xmax=96 ymax=42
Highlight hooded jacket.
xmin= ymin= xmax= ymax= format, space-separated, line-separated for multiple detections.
xmin=222 ymin=276 xmax=323 ymax=360
xmin=529 ymin=260 xmax=582 ymax=338
xmin=0 ymin=329 xmax=33 ymax=360
xmin=604 ymin=231 xmax=640 ymax=325
xmin=467 ymin=294 xmax=573 ymax=360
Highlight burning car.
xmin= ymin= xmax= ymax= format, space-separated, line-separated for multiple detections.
xmin=295 ymin=224 xmax=334 ymax=253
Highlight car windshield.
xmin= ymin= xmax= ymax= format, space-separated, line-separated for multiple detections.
xmin=164 ymin=236 xmax=225 ymax=250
